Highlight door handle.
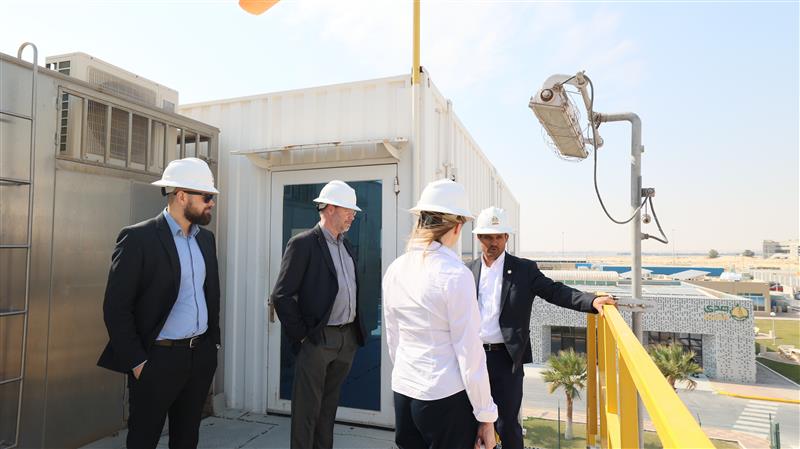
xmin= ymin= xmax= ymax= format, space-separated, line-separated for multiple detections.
xmin=268 ymin=299 xmax=276 ymax=323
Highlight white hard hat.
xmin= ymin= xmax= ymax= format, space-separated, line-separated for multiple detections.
xmin=410 ymin=179 xmax=474 ymax=219
xmin=152 ymin=157 xmax=219 ymax=194
xmin=473 ymin=206 xmax=514 ymax=234
xmin=313 ymin=180 xmax=361 ymax=211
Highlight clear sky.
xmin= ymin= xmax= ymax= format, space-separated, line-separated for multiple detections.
xmin=3 ymin=0 xmax=797 ymax=254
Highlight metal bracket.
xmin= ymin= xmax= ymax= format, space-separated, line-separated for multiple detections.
xmin=616 ymin=298 xmax=657 ymax=311
xmin=245 ymin=153 xmax=273 ymax=170
xmin=641 ymin=187 xmax=655 ymax=198
xmin=382 ymin=139 xmax=402 ymax=160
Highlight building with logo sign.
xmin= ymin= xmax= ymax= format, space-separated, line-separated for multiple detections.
xmin=530 ymin=271 xmax=756 ymax=383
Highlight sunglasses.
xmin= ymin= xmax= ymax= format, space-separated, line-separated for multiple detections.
xmin=180 ymin=190 xmax=215 ymax=203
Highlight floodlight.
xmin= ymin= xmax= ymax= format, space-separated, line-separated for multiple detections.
xmin=529 ymin=72 xmax=603 ymax=160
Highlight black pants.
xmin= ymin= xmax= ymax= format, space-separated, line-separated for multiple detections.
xmin=126 ymin=337 xmax=217 ymax=449
xmin=291 ymin=324 xmax=359 ymax=449
xmin=394 ymin=390 xmax=479 ymax=449
xmin=486 ymin=349 xmax=524 ymax=449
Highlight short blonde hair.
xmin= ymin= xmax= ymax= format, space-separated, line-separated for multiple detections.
xmin=406 ymin=211 xmax=467 ymax=250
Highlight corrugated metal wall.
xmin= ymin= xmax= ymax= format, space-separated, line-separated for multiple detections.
xmin=178 ymin=71 xmax=521 ymax=413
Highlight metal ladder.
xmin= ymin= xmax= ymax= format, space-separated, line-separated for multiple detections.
xmin=0 ymin=42 xmax=37 ymax=449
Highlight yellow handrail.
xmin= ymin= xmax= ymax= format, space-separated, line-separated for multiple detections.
xmin=586 ymin=306 xmax=714 ymax=449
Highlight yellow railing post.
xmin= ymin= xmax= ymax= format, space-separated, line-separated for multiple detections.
xmin=597 ymin=314 xmax=607 ymax=446
xmin=586 ymin=314 xmax=598 ymax=447
xmin=619 ymin=356 xmax=640 ymax=448
xmin=603 ymin=319 xmax=621 ymax=448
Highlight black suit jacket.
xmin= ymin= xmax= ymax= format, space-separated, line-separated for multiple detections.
xmin=271 ymin=224 xmax=366 ymax=354
xmin=468 ymin=253 xmax=596 ymax=373
xmin=97 ymin=213 xmax=221 ymax=373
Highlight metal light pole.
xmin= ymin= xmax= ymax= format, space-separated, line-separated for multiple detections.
xmin=771 ymin=311 xmax=776 ymax=345
xmin=531 ymin=74 xmax=659 ymax=448
xmin=411 ymin=0 xmax=422 ymax=208
xmin=557 ymin=400 xmax=562 ymax=449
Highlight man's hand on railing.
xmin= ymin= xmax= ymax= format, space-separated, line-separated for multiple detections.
xmin=592 ymin=295 xmax=618 ymax=317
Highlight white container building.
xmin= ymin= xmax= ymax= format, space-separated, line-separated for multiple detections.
xmin=179 ymin=69 xmax=520 ymax=427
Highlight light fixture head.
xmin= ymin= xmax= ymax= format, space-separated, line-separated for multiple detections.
xmin=529 ymin=83 xmax=588 ymax=159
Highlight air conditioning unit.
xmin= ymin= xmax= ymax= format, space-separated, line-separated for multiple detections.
xmin=45 ymin=52 xmax=178 ymax=111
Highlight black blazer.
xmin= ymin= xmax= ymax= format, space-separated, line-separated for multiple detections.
xmin=271 ymin=224 xmax=366 ymax=354
xmin=468 ymin=253 xmax=596 ymax=373
xmin=97 ymin=213 xmax=221 ymax=373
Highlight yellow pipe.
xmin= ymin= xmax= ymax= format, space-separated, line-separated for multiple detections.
xmin=412 ymin=0 xmax=420 ymax=85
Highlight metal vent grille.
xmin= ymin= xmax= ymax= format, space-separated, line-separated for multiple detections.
xmin=86 ymin=100 xmax=107 ymax=156
xmin=87 ymin=67 xmax=157 ymax=106
xmin=110 ymin=108 xmax=129 ymax=160
xmin=131 ymin=114 xmax=147 ymax=164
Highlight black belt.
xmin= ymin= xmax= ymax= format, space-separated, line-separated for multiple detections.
xmin=483 ymin=343 xmax=505 ymax=352
xmin=154 ymin=333 xmax=206 ymax=348
xmin=326 ymin=322 xmax=354 ymax=329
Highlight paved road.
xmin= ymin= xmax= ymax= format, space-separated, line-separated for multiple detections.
xmin=522 ymin=364 xmax=799 ymax=448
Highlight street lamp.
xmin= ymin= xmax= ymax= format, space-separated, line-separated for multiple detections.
xmin=529 ymin=70 xmax=662 ymax=334
xmin=530 ymin=71 xmax=669 ymax=448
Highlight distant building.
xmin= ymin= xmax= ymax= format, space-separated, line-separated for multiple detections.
xmin=762 ymin=239 xmax=799 ymax=259
xmin=531 ymin=259 xmax=588 ymax=271
xmin=598 ymin=265 xmax=726 ymax=277
xmin=531 ymin=273 xmax=756 ymax=383
xmin=671 ymin=269 xmax=711 ymax=281
xmin=686 ymin=279 xmax=772 ymax=312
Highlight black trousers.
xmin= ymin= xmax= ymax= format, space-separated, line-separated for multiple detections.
xmin=291 ymin=324 xmax=358 ymax=449
xmin=126 ymin=337 xmax=217 ymax=449
xmin=394 ymin=390 xmax=479 ymax=449
xmin=486 ymin=349 xmax=524 ymax=449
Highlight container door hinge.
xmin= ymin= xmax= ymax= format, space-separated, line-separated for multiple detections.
xmin=394 ymin=176 xmax=400 ymax=195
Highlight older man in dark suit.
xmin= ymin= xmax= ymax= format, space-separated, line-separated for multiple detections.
xmin=467 ymin=206 xmax=617 ymax=449
xmin=98 ymin=157 xmax=221 ymax=449
xmin=272 ymin=180 xmax=366 ymax=449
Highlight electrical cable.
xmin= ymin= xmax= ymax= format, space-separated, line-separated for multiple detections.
xmin=584 ymin=74 xmax=648 ymax=224
xmin=556 ymin=73 xmax=670 ymax=244
xmin=645 ymin=196 xmax=669 ymax=244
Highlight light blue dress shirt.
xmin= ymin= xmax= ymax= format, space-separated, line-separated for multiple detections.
xmin=157 ymin=209 xmax=208 ymax=340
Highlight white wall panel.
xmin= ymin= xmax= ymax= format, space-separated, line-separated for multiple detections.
xmin=179 ymin=70 xmax=520 ymax=414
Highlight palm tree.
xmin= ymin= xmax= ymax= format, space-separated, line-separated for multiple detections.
xmin=541 ymin=348 xmax=587 ymax=440
xmin=647 ymin=343 xmax=703 ymax=391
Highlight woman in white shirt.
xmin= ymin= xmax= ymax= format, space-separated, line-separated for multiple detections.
xmin=383 ymin=179 xmax=498 ymax=449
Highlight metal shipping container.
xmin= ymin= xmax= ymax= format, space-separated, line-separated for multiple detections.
xmin=179 ymin=69 xmax=519 ymax=428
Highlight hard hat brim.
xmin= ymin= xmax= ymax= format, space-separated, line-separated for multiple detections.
xmin=152 ymin=179 xmax=220 ymax=195
xmin=409 ymin=204 xmax=475 ymax=220
xmin=472 ymin=226 xmax=514 ymax=235
xmin=312 ymin=198 xmax=362 ymax=212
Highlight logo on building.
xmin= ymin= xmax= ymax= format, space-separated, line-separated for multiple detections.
xmin=730 ymin=304 xmax=749 ymax=321
xmin=703 ymin=303 xmax=750 ymax=321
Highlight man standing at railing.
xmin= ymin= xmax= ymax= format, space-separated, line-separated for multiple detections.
xmin=467 ymin=207 xmax=617 ymax=449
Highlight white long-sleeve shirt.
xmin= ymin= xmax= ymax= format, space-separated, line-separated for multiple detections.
xmin=383 ymin=241 xmax=498 ymax=423
xmin=478 ymin=251 xmax=506 ymax=344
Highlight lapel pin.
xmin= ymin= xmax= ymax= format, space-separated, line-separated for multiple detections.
xmin=507 ymin=270 xmax=512 ymax=275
